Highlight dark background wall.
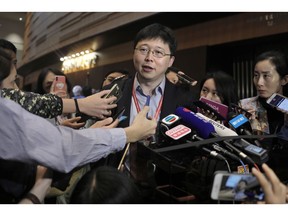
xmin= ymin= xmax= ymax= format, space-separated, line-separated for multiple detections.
xmin=17 ymin=12 xmax=288 ymax=98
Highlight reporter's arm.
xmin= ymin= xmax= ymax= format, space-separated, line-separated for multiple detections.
xmin=19 ymin=166 xmax=53 ymax=204
xmin=0 ymin=97 xmax=126 ymax=173
xmin=62 ymin=90 xmax=117 ymax=118
xmin=1 ymin=88 xmax=62 ymax=118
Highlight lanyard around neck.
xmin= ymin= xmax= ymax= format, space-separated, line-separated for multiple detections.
xmin=132 ymin=82 xmax=163 ymax=120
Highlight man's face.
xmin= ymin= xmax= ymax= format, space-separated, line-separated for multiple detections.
xmin=133 ymin=38 xmax=174 ymax=84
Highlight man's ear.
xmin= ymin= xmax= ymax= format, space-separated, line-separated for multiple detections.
xmin=168 ymin=56 xmax=175 ymax=68
xmin=281 ymin=75 xmax=288 ymax=86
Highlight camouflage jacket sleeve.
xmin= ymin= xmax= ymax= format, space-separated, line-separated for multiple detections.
xmin=1 ymin=88 xmax=63 ymax=118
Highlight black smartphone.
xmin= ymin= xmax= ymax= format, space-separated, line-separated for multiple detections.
xmin=75 ymin=112 xmax=90 ymax=123
xmin=104 ymin=83 xmax=122 ymax=104
xmin=193 ymin=100 xmax=226 ymax=121
xmin=112 ymin=107 xmax=125 ymax=121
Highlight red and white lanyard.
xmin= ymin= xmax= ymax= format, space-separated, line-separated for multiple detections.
xmin=132 ymin=84 xmax=163 ymax=120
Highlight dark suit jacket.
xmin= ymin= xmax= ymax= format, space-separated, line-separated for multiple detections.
xmin=103 ymin=76 xmax=197 ymax=169
xmin=114 ymin=75 xmax=197 ymax=128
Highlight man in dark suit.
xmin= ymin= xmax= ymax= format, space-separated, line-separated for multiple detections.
xmin=103 ymin=24 xmax=197 ymax=197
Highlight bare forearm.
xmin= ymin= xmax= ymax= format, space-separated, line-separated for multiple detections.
xmin=62 ymin=98 xmax=76 ymax=113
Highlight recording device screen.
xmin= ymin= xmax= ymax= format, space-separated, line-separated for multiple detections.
xmin=267 ymin=93 xmax=288 ymax=112
xmin=211 ymin=172 xmax=264 ymax=202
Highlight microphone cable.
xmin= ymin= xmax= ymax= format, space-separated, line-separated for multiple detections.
xmin=212 ymin=143 xmax=248 ymax=174
xmin=224 ymin=140 xmax=260 ymax=171
xmin=202 ymin=147 xmax=231 ymax=173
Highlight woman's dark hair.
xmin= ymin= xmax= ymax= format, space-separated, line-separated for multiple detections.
xmin=35 ymin=67 xmax=72 ymax=95
xmin=199 ymin=70 xmax=239 ymax=106
xmin=70 ymin=166 xmax=142 ymax=204
xmin=0 ymin=48 xmax=12 ymax=83
xmin=133 ymin=23 xmax=177 ymax=56
xmin=255 ymin=50 xmax=288 ymax=78
xmin=0 ymin=39 xmax=17 ymax=54
xmin=254 ymin=50 xmax=288 ymax=96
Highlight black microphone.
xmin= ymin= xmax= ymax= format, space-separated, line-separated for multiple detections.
xmin=202 ymin=147 xmax=227 ymax=161
xmin=228 ymin=112 xmax=262 ymax=147
xmin=211 ymin=144 xmax=241 ymax=162
xmin=192 ymin=133 xmax=240 ymax=164
xmin=176 ymin=73 xmax=198 ymax=86
xmin=158 ymin=113 xmax=193 ymax=146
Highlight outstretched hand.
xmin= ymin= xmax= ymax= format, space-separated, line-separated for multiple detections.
xmin=124 ymin=106 xmax=157 ymax=143
xmin=77 ymin=90 xmax=117 ymax=119
xmin=252 ymin=163 xmax=287 ymax=204
xmin=90 ymin=117 xmax=119 ymax=128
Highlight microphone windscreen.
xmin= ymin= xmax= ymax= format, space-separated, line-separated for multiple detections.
xmin=196 ymin=113 xmax=238 ymax=136
xmin=175 ymin=107 xmax=215 ymax=139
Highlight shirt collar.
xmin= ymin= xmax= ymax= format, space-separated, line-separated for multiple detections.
xmin=133 ymin=73 xmax=165 ymax=96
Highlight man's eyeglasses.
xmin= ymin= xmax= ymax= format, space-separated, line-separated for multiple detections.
xmin=134 ymin=47 xmax=172 ymax=58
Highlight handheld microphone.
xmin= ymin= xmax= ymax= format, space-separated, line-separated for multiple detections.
xmin=228 ymin=113 xmax=252 ymax=135
xmin=195 ymin=113 xmax=238 ymax=136
xmin=228 ymin=112 xmax=262 ymax=147
xmin=175 ymin=107 xmax=268 ymax=164
xmin=175 ymin=107 xmax=216 ymax=139
xmin=177 ymin=73 xmax=198 ymax=86
xmin=161 ymin=114 xmax=181 ymax=128
xmin=197 ymin=113 xmax=268 ymax=164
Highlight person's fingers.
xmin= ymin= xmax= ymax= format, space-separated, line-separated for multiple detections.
xmin=140 ymin=106 xmax=150 ymax=117
xmin=109 ymin=118 xmax=119 ymax=128
xmin=262 ymin=163 xmax=282 ymax=192
xmin=96 ymin=117 xmax=114 ymax=127
xmin=97 ymin=89 xmax=112 ymax=97
xmin=252 ymin=166 xmax=272 ymax=196
xmin=105 ymin=96 xmax=117 ymax=104
xmin=103 ymin=110 xmax=112 ymax=116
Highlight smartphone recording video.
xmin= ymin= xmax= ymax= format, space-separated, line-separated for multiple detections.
xmin=266 ymin=93 xmax=288 ymax=113
xmin=52 ymin=75 xmax=67 ymax=98
xmin=211 ymin=171 xmax=264 ymax=202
